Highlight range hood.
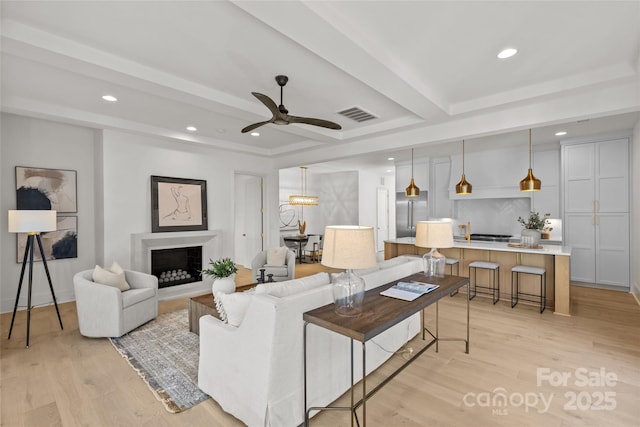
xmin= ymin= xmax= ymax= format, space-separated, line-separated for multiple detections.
xmin=448 ymin=146 xmax=531 ymax=199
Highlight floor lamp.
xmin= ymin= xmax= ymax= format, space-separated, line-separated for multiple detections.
xmin=8 ymin=210 xmax=64 ymax=348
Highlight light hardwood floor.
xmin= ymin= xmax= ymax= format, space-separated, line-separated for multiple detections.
xmin=1 ymin=264 xmax=639 ymax=426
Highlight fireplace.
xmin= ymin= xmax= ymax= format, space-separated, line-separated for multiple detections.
xmin=131 ymin=230 xmax=221 ymax=299
xmin=151 ymin=246 xmax=202 ymax=288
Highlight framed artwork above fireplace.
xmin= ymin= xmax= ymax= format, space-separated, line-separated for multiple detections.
xmin=151 ymin=175 xmax=208 ymax=233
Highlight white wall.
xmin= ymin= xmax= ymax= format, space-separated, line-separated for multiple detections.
xmin=0 ymin=115 xmax=279 ymax=313
xmin=1 ymin=114 xmax=97 ymax=313
xmin=632 ymin=120 xmax=640 ymax=297
xmin=100 ymin=130 xmax=277 ymax=270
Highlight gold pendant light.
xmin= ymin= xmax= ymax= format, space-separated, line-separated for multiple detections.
xmin=289 ymin=166 xmax=319 ymax=205
xmin=520 ymin=129 xmax=541 ymax=192
xmin=455 ymin=139 xmax=473 ymax=194
xmin=405 ymin=148 xmax=420 ymax=198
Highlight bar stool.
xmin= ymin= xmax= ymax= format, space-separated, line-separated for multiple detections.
xmin=511 ymin=265 xmax=546 ymax=313
xmin=468 ymin=261 xmax=500 ymax=304
xmin=446 ymin=258 xmax=459 ymax=275
xmin=446 ymin=258 xmax=460 ymax=296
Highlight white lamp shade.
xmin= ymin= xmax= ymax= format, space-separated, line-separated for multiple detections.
xmin=8 ymin=210 xmax=57 ymax=233
xmin=321 ymin=225 xmax=377 ymax=270
xmin=415 ymin=220 xmax=454 ymax=249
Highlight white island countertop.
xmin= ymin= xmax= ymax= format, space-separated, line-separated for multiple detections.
xmin=386 ymin=237 xmax=571 ymax=256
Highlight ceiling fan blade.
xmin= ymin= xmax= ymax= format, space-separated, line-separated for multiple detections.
xmin=251 ymin=92 xmax=279 ymax=117
xmin=287 ymin=115 xmax=342 ymax=130
xmin=241 ymin=120 xmax=272 ymax=133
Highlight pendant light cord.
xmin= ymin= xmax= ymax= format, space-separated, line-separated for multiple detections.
xmin=411 ymin=148 xmax=414 ymax=178
xmin=462 ymin=140 xmax=465 ymax=173
xmin=529 ymin=129 xmax=532 ymax=169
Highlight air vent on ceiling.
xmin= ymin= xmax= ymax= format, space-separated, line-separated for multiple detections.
xmin=337 ymin=106 xmax=377 ymax=123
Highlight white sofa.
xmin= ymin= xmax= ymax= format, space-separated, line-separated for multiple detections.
xmin=73 ymin=269 xmax=158 ymax=338
xmin=198 ymin=256 xmax=423 ymax=427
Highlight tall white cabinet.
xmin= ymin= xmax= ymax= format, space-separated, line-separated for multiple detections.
xmin=562 ymin=137 xmax=630 ymax=288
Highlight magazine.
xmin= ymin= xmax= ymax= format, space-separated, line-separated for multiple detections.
xmin=380 ymin=281 xmax=440 ymax=301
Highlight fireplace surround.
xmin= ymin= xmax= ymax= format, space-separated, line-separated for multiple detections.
xmin=131 ymin=230 xmax=221 ymax=299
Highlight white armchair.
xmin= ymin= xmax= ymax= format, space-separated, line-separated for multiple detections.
xmin=73 ymin=269 xmax=158 ymax=338
xmin=251 ymin=248 xmax=296 ymax=282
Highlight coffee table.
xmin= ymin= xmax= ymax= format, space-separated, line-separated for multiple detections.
xmin=188 ymin=282 xmax=258 ymax=334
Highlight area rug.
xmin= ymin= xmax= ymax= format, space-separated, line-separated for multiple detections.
xmin=109 ymin=309 xmax=208 ymax=413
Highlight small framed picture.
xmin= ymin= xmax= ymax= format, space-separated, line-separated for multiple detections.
xmin=151 ymin=176 xmax=208 ymax=233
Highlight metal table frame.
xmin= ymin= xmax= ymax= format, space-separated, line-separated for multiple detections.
xmin=303 ymin=274 xmax=470 ymax=426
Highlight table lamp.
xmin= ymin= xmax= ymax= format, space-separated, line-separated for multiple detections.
xmin=321 ymin=225 xmax=377 ymax=317
xmin=7 ymin=210 xmax=64 ymax=348
xmin=415 ymin=220 xmax=454 ymax=277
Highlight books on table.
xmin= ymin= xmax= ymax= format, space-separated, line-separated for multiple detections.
xmin=380 ymin=281 xmax=440 ymax=301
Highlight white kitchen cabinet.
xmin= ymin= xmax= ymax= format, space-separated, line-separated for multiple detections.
xmin=430 ymin=157 xmax=452 ymax=218
xmin=562 ymin=137 xmax=629 ymax=288
xmin=395 ymin=158 xmax=428 ymax=193
xmin=531 ymin=148 xmax=560 ymax=218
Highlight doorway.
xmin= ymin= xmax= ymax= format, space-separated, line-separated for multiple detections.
xmin=234 ymin=174 xmax=264 ymax=268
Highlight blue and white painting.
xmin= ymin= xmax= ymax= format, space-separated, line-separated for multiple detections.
xmin=16 ymin=166 xmax=77 ymax=213
xmin=17 ymin=216 xmax=78 ymax=263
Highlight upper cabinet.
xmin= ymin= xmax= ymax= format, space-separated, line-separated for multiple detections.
xmin=395 ymin=158 xmax=428 ymax=193
xmin=531 ymin=148 xmax=561 ymax=218
xmin=430 ymin=157 xmax=452 ymax=218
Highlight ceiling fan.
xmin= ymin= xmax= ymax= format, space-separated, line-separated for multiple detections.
xmin=241 ymin=75 xmax=342 ymax=133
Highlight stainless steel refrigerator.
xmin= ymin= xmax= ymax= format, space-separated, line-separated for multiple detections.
xmin=396 ymin=191 xmax=428 ymax=238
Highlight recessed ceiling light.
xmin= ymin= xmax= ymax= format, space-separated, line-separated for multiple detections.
xmin=101 ymin=95 xmax=118 ymax=102
xmin=555 ymin=131 xmax=567 ymax=136
xmin=386 ymin=169 xmax=393 ymax=173
xmin=497 ymin=48 xmax=518 ymax=59
xmin=250 ymin=132 xmax=260 ymax=137
xmin=186 ymin=126 xmax=197 ymax=132
xmin=387 ymin=157 xmax=395 ymax=161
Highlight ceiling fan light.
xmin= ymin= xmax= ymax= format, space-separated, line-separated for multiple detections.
xmin=456 ymin=174 xmax=473 ymax=195
xmin=520 ymin=169 xmax=541 ymax=192
xmin=405 ymin=178 xmax=420 ymax=198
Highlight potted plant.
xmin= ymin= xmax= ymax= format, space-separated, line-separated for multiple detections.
xmin=201 ymin=257 xmax=238 ymax=296
xmin=517 ymin=212 xmax=552 ymax=247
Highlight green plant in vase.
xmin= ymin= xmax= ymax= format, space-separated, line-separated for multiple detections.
xmin=201 ymin=258 xmax=238 ymax=300
xmin=517 ymin=212 xmax=552 ymax=246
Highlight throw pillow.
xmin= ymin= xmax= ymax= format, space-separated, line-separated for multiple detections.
xmin=92 ymin=263 xmax=131 ymax=291
xmin=266 ymin=246 xmax=288 ymax=266
xmin=218 ymin=289 xmax=255 ymax=327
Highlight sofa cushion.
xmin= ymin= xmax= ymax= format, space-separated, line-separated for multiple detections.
xmin=378 ymin=256 xmax=411 ymax=269
xmin=255 ymin=272 xmax=329 ymax=298
xmin=92 ymin=263 xmax=130 ymax=291
xmin=266 ymin=246 xmax=288 ymax=266
xmin=121 ymin=287 xmax=156 ymax=308
xmin=218 ymin=289 xmax=256 ymax=327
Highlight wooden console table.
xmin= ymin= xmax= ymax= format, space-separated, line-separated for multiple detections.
xmin=303 ymin=273 xmax=470 ymax=426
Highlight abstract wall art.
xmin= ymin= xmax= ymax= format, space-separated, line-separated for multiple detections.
xmin=16 ymin=166 xmax=77 ymax=213
xmin=16 ymin=216 xmax=78 ymax=263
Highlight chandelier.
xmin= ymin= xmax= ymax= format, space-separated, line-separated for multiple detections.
xmin=289 ymin=166 xmax=318 ymax=206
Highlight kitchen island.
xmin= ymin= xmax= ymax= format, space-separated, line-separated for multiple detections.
xmin=384 ymin=238 xmax=572 ymax=316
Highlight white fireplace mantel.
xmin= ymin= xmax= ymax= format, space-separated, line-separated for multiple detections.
xmin=131 ymin=230 xmax=222 ymax=300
